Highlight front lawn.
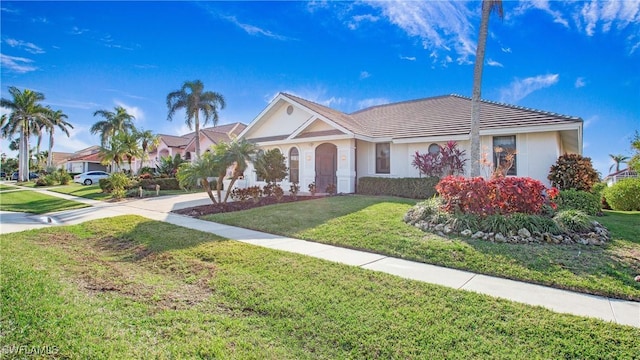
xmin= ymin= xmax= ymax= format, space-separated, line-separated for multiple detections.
xmin=1 ymin=215 xmax=637 ymax=359
xmin=0 ymin=190 xmax=89 ymax=214
xmin=203 ymin=196 xmax=640 ymax=301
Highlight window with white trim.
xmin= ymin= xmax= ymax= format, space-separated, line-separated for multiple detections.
xmin=376 ymin=143 xmax=390 ymax=174
xmin=493 ymin=135 xmax=517 ymax=176
xmin=289 ymin=147 xmax=299 ymax=183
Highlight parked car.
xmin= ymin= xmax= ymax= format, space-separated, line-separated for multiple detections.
xmin=11 ymin=172 xmax=39 ymax=181
xmin=74 ymin=171 xmax=110 ymax=185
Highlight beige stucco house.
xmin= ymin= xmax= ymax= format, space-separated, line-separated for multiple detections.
xmin=238 ymin=93 xmax=583 ymax=193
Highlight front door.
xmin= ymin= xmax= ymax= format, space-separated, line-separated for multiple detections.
xmin=315 ymin=143 xmax=337 ymax=193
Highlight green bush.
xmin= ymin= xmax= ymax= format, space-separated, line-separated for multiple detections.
xmin=604 ymin=178 xmax=640 ymax=211
xmin=357 ymin=177 xmax=439 ymax=199
xmin=480 ymin=214 xmax=516 ymax=235
xmin=99 ymin=178 xmax=112 ymax=193
xmin=553 ymin=210 xmax=593 ymax=233
xmin=138 ymin=178 xmax=181 ymax=190
xmin=556 ymin=189 xmax=601 ymax=215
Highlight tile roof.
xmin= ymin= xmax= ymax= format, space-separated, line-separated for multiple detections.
xmin=280 ymin=93 xmax=582 ymax=140
xmin=158 ymin=122 xmax=248 ymax=149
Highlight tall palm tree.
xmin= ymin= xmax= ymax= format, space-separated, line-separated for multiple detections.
xmin=166 ymin=80 xmax=226 ymax=159
xmin=136 ymin=128 xmax=159 ymax=173
xmin=0 ymin=87 xmax=48 ymax=181
xmin=90 ymin=106 xmax=135 ymax=146
xmin=609 ymin=154 xmax=629 ymax=173
xmin=469 ymin=0 xmax=503 ymax=177
xmin=43 ymin=107 xmax=73 ymax=168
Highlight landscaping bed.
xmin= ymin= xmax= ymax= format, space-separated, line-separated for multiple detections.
xmin=172 ymin=195 xmax=327 ymax=216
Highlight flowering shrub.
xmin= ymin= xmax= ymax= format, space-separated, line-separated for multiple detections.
xmin=548 ymin=153 xmax=599 ymax=192
xmin=435 ymin=176 xmax=557 ymax=216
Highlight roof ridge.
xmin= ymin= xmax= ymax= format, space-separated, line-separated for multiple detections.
xmin=450 ymin=94 xmax=581 ymax=121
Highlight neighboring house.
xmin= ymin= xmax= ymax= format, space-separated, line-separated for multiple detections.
xmin=238 ymin=93 xmax=583 ymax=193
xmin=148 ymin=122 xmax=247 ymax=166
xmin=604 ymin=168 xmax=638 ymax=186
xmin=65 ymin=146 xmax=108 ymax=173
xmin=50 ymin=152 xmax=74 ymax=169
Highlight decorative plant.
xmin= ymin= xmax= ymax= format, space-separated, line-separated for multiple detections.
xmin=435 ymin=175 xmax=558 ymax=216
xmin=289 ymin=182 xmax=300 ymax=199
xmin=246 ymin=185 xmax=263 ymax=203
xmin=326 ymin=183 xmax=337 ymax=195
xmin=548 ymin=153 xmax=600 ymax=192
xmin=273 ymin=184 xmax=284 ymax=201
xmin=411 ymin=141 xmax=467 ymax=178
xmin=308 ymin=182 xmax=316 ymax=196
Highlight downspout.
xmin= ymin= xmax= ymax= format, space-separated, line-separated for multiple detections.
xmin=354 ymin=139 xmax=358 ymax=194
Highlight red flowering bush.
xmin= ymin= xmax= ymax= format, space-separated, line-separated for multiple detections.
xmin=435 ymin=176 xmax=558 ymax=216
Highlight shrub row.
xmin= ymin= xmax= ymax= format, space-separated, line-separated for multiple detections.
xmin=435 ymin=176 xmax=555 ymax=216
xmin=357 ymin=177 xmax=439 ymax=199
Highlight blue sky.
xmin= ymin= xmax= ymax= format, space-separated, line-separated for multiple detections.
xmin=1 ymin=0 xmax=638 ymax=176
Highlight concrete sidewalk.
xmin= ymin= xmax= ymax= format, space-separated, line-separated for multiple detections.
xmin=1 ymin=185 xmax=639 ymax=328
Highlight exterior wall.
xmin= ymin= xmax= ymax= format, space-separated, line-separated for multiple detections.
xmin=248 ymin=104 xmax=313 ymax=139
xmin=355 ymin=132 xmax=561 ymax=186
xmin=241 ymin=139 xmax=356 ymax=194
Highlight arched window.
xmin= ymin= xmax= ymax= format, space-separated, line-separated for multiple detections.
xmin=289 ymin=147 xmax=299 ymax=183
xmin=428 ymin=143 xmax=440 ymax=155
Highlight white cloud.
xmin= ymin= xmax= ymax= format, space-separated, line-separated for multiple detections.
xmin=0 ymin=53 xmax=37 ymax=73
xmin=583 ymin=115 xmax=598 ymax=129
xmin=575 ymin=77 xmax=587 ymax=88
xmin=365 ymin=1 xmax=476 ymax=65
xmin=501 ymin=47 xmax=512 ymax=53
xmin=114 ymin=101 xmax=145 ymax=121
xmin=69 ymin=26 xmax=88 ymax=35
xmin=399 ymin=55 xmax=416 ymax=61
xmin=356 ymin=98 xmax=389 ymax=110
xmin=51 ymin=125 xmax=93 ymax=154
xmin=222 ymin=15 xmax=291 ymax=41
xmin=347 ymin=13 xmax=379 ymax=30
xmin=359 ymin=71 xmax=371 ymax=80
xmin=486 ymin=59 xmax=503 ymax=67
xmin=4 ymin=38 xmax=45 ymax=54
xmin=499 ymin=74 xmax=559 ymax=103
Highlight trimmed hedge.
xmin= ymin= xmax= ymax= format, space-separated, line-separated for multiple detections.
xmin=357 ymin=177 xmax=439 ymax=199
xmin=138 ymin=178 xmax=181 ymax=190
xmin=556 ymin=189 xmax=601 ymax=215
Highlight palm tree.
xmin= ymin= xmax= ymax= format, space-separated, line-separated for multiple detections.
xmin=90 ymin=106 xmax=135 ymax=146
xmin=99 ymin=137 xmax=125 ymax=173
xmin=43 ymin=107 xmax=73 ymax=168
xmin=609 ymin=154 xmax=629 ymax=173
xmin=469 ymin=0 xmax=503 ymax=177
xmin=0 ymin=87 xmax=48 ymax=181
xmin=166 ymin=80 xmax=226 ymax=159
xmin=115 ymin=131 xmax=143 ymax=176
xmin=136 ymin=128 xmax=159 ymax=173
xmin=176 ymin=151 xmax=223 ymax=204
xmin=220 ymin=138 xmax=258 ymax=202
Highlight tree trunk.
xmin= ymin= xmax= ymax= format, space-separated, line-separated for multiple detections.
xmin=470 ymin=1 xmax=493 ymax=177
xmin=19 ymin=125 xmax=29 ymax=181
xmin=201 ymin=178 xmax=218 ymax=204
xmin=194 ymin=112 xmax=201 ymax=160
xmin=47 ymin=130 xmax=54 ymax=168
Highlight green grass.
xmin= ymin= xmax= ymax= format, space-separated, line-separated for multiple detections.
xmin=1 ymin=215 xmax=637 ymax=359
xmin=0 ymin=190 xmax=89 ymax=214
xmin=0 ymin=183 xmax=18 ymax=192
xmin=48 ymin=183 xmax=112 ymax=200
xmin=204 ymin=196 xmax=640 ymax=301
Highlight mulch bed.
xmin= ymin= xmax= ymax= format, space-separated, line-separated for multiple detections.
xmin=172 ymin=195 xmax=327 ymax=217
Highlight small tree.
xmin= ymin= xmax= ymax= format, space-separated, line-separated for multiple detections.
xmin=254 ymin=148 xmax=288 ymax=190
xmin=548 ymin=153 xmax=600 ymax=192
xmin=629 ymin=130 xmax=640 ymax=172
xmin=176 ymin=151 xmax=222 ymax=204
